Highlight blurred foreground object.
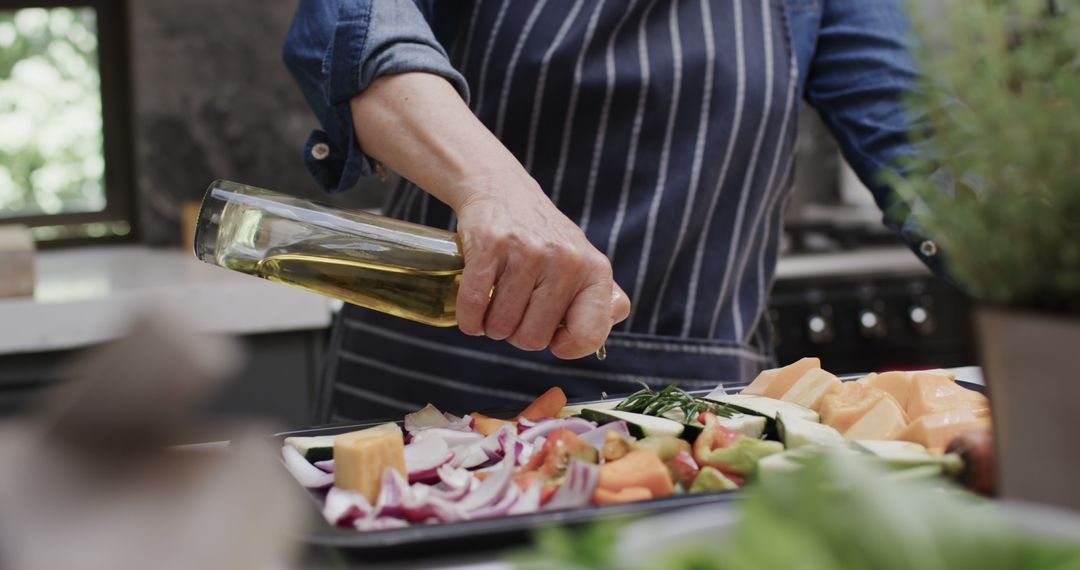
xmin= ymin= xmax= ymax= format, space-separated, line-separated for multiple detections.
xmin=891 ymin=1 xmax=1080 ymax=511
xmin=514 ymin=452 xmax=1080 ymax=570
xmin=0 ymin=310 xmax=305 ymax=570
xmin=0 ymin=224 xmax=34 ymax=298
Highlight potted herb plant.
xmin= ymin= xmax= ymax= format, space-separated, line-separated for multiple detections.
xmin=894 ymin=0 xmax=1080 ymax=510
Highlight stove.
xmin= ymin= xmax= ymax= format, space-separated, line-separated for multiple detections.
xmin=767 ymin=221 xmax=974 ymax=375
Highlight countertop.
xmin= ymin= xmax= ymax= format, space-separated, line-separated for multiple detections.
xmin=0 ymin=243 xmax=928 ymax=356
xmin=0 ymin=246 xmax=334 ymax=355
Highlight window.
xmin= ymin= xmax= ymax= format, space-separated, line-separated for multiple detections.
xmin=0 ymin=0 xmax=132 ymax=244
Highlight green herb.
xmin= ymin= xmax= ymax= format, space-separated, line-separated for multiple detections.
xmin=616 ymin=383 xmax=735 ymax=420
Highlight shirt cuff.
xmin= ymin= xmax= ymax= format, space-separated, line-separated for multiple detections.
xmin=306 ymin=0 xmax=469 ymax=194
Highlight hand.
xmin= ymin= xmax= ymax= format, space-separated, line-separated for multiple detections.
xmin=451 ymin=170 xmax=630 ymax=359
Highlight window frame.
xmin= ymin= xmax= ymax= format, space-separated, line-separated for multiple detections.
xmin=0 ymin=0 xmax=135 ymax=245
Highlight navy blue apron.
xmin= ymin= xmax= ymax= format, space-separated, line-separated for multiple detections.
xmin=319 ymin=0 xmax=800 ymax=420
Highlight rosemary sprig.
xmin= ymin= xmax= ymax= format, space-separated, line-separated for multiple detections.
xmin=616 ymin=382 xmax=735 ymax=421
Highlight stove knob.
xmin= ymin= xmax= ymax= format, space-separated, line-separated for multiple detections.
xmin=908 ymin=303 xmax=937 ymax=336
xmin=806 ymin=312 xmax=834 ymax=344
xmin=858 ymin=308 xmax=887 ymax=338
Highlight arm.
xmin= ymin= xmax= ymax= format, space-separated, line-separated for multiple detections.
xmin=351 ymin=73 xmax=629 ymax=359
xmin=804 ymin=0 xmax=944 ymax=273
xmin=284 ymin=0 xmax=628 ymax=358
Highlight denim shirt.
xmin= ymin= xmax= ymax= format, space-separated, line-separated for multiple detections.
xmin=282 ymin=0 xmax=945 ymax=274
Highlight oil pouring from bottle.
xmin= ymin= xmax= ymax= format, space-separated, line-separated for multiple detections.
xmin=194 ymin=180 xmax=606 ymax=360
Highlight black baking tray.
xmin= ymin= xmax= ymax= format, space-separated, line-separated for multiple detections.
xmin=275 ymin=375 xmax=986 ymax=559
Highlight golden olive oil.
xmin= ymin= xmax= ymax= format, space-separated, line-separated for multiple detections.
xmin=255 ymin=253 xmax=462 ymax=327
xmin=195 ymin=180 xmax=606 ymax=359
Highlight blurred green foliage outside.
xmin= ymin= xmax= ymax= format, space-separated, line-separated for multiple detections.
xmin=0 ymin=7 xmax=104 ymax=219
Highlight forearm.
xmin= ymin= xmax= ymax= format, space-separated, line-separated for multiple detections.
xmin=349 ymin=72 xmax=537 ymax=211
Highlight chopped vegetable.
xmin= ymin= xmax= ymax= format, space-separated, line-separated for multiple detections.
xmin=707 ymin=393 xmax=820 ymax=423
xmin=580 ymin=421 xmax=634 ymax=452
xmin=469 ymin=412 xmax=513 ymax=436
xmin=633 ymin=436 xmax=692 ymax=462
xmin=579 ymin=408 xmax=687 ymax=439
xmin=740 ymin=356 xmax=822 ymax=398
xmin=593 ymin=486 xmax=653 ymax=505
xmin=694 ymin=412 xmax=782 ymax=476
xmin=597 ymin=450 xmax=674 ymax=497
xmin=779 ymin=368 xmax=842 ymax=411
xmin=601 ymin=431 xmax=632 ymax=462
xmin=281 ymin=445 xmax=334 ymax=489
xmin=519 ymin=387 xmax=568 ymax=421
xmin=777 ymin=412 xmax=846 ymax=449
xmin=283 ymin=434 xmax=336 ymax=462
xmin=717 ymin=414 xmax=768 ymax=439
xmin=544 ymin=459 xmax=601 ymax=511
xmin=689 ymin=466 xmax=740 ymax=492
xmin=666 ymin=450 xmax=700 ymax=489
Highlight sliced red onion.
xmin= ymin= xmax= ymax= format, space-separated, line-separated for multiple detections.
xmin=487 ymin=424 xmax=537 ymax=466
xmin=404 ymin=404 xmax=452 ymax=433
xmin=411 ymin=428 xmax=485 ymax=449
xmin=457 ymin=447 xmax=517 ymax=512
xmin=517 ymin=416 xmax=538 ymax=433
xmin=443 ymin=412 xmax=474 ymax=431
xmin=428 ymin=479 xmax=473 ymax=502
xmin=314 ymin=459 xmax=335 ymax=473
xmin=543 ymin=459 xmax=599 ymax=511
xmin=518 ymin=417 xmax=597 ymax=443
xmin=451 ymin=444 xmax=492 ymax=469
xmin=405 ymin=437 xmax=453 ymax=483
xmin=579 ymin=421 xmax=634 ymax=450
xmin=281 ymin=445 xmax=334 ymax=489
xmin=374 ymin=468 xmax=411 ymax=510
xmin=469 ymin=483 xmax=521 ymax=520
xmin=374 ymin=469 xmax=464 ymax=523
xmin=436 ymin=464 xmax=473 ymax=491
xmin=323 ymin=486 xmax=373 ymax=527
xmin=508 ymin=482 xmax=542 ymax=516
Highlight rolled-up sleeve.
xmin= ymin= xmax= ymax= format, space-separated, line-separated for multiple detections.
xmin=283 ymin=0 xmax=470 ymax=194
xmin=805 ymin=0 xmax=946 ymax=276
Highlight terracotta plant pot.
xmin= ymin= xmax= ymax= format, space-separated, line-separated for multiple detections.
xmin=976 ymin=307 xmax=1080 ymax=512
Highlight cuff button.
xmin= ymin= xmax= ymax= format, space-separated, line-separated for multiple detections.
xmin=919 ymin=240 xmax=938 ymax=257
xmin=310 ymin=142 xmax=331 ymax=161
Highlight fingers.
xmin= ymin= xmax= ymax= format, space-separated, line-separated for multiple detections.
xmin=484 ymin=257 xmax=537 ymax=340
xmin=610 ymin=284 xmax=631 ymax=325
xmin=454 ymin=233 xmax=501 ymax=336
xmin=507 ymin=246 xmax=586 ymax=351
xmin=548 ymin=277 xmax=617 ymax=360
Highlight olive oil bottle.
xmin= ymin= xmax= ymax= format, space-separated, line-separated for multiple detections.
xmin=194 ymin=180 xmax=605 ymax=359
xmin=194 ymin=180 xmax=465 ymax=327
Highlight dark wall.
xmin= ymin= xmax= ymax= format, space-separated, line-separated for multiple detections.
xmin=128 ymin=0 xmax=393 ymax=245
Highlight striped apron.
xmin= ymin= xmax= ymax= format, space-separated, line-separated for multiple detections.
xmin=319 ymin=0 xmax=800 ymax=421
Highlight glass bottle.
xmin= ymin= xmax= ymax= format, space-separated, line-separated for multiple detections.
xmin=194 ymin=180 xmax=464 ymax=327
xmin=194 ymin=180 xmax=607 ymax=360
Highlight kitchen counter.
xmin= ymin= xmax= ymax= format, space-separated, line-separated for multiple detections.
xmin=0 ymin=245 xmax=334 ymax=356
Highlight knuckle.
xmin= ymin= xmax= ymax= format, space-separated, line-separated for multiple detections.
xmin=458 ymin=288 xmax=490 ymax=310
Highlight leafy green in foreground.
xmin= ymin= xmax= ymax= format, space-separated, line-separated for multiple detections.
xmin=512 ymin=453 xmax=1080 ymax=570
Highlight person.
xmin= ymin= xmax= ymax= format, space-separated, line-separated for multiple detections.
xmin=282 ymin=0 xmax=943 ymax=421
